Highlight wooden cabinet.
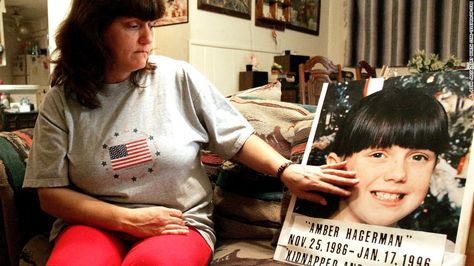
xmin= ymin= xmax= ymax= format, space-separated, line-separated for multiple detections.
xmin=1 ymin=110 xmax=38 ymax=131
xmin=274 ymin=54 xmax=309 ymax=82
xmin=274 ymin=53 xmax=309 ymax=103
xmin=239 ymin=71 xmax=269 ymax=91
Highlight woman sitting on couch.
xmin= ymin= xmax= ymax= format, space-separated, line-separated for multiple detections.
xmin=22 ymin=0 xmax=358 ymax=265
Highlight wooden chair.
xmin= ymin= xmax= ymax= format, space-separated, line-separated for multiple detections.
xmin=298 ymin=56 xmax=342 ymax=105
xmin=354 ymin=60 xmax=376 ymax=80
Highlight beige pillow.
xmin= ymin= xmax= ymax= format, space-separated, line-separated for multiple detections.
xmin=232 ymin=81 xmax=282 ymax=101
xmin=213 ymin=98 xmax=316 ymax=240
xmin=229 ymin=96 xmax=314 ymax=158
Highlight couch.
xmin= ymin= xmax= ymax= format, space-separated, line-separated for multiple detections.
xmin=1 ymin=76 xmax=474 ymax=266
xmin=0 ymin=81 xmax=317 ymax=266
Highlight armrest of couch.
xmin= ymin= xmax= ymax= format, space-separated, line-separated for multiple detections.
xmin=0 ymin=159 xmax=21 ymax=266
xmin=0 ymin=128 xmax=54 ymax=266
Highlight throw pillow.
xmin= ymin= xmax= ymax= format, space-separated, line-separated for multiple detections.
xmin=231 ymin=81 xmax=282 ymax=101
xmin=213 ymin=97 xmax=315 ymax=241
xmin=228 ymin=96 xmax=314 ymax=158
xmin=200 ymin=150 xmax=225 ymax=184
xmin=200 ymin=81 xmax=283 ymax=185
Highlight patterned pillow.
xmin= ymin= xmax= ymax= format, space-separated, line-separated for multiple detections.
xmin=200 ymin=150 xmax=225 ymax=184
xmin=201 ymin=82 xmax=283 ymax=185
xmin=231 ymin=81 xmax=282 ymax=101
xmin=228 ymin=96 xmax=314 ymax=158
xmin=0 ymin=129 xmax=34 ymax=191
xmin=214 ymin=97 xmax=315 ymax=240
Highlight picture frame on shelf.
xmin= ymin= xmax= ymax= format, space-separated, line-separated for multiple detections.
xmin=155 ymin=0 xmax=189 ymax=26
xmin=262 ymin=0 xmax=271 ymax=19
xmin=198 ymin=0 xmax=251 ymax=20
xmin=286 ymin=0 xmax=320 ymax=35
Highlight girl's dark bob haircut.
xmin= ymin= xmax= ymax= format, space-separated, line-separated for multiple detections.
xmin=332 ymin=88 xmax=449 ymax=157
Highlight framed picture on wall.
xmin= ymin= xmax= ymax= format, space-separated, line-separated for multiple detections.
xmin=198 ymin=0 xmax=251 ymax=20
xmin=286 ymin=0 xmax=320 ymax=35
xmin=155 ymin=0 xmax=189 ymax=26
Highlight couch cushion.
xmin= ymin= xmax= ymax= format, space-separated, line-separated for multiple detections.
xmin=19 ymin=233 xmax=51 ymax=266
xmin=211 ymin=239 xmax=286 ymax=265
xmin=213 ymin=186 xmax=281 ymax=240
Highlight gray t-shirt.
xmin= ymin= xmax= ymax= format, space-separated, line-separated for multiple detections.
xmin=23 ymin=55 xmax=254 ymax=249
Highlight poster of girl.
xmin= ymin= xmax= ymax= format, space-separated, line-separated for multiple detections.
xmin=290 ymin=71 xmax=473 ymax=264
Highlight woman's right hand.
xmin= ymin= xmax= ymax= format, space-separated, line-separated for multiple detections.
xmin=122 ymin=206 xmax=189 ymax=238
xmin=38 ymin=187 xmax=189 ymax=239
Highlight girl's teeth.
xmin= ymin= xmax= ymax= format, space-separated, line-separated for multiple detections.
xmin=373 ymin=192 xmax=401 ymax=201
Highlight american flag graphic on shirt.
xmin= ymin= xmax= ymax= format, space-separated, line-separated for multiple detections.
xmin=109 ymin=139 xmax=152 ymax=170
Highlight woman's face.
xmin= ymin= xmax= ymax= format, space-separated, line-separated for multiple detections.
xmin=328 ymin=145 xmax=436 ymax=226
xmin=103 ymin=17 xmax=156 ymax=83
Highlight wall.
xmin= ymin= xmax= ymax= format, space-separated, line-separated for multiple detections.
xmin=48 ymin=0 xmax=72 ymax=60
xmin=326 ymin=0 xmax=345 ymax=65
xmin=47 ymin=0 xmax=345 ymax=96
xmin=155 ymin=0 xmax=333 ymax=96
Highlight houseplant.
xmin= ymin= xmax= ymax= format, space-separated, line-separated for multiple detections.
xmin=407 ymin=50 xmax=462 ymax=73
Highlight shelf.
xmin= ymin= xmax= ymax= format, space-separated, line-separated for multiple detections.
xmin=255 ymin=17 xmax=286 ymax=31
xmin=0 ymin=85 xmax=41 ymax=92
xmin=255 ymin=0 xmax=291 ymax=31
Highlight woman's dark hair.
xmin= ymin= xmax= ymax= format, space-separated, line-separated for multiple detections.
xmin=50 ymin=0 xmax=166 ymax=108
xmin=332 ymin=88 xmax=449 ymax=157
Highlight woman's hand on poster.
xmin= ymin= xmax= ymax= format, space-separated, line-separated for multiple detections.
xmin=280 ymin=161 xmax=358 ymax=205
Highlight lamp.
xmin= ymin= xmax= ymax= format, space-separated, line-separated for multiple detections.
xmin=11 ymin=7 xmax=23 ymax=27
xmin=10 ymin=6 xmax=30 ymax=37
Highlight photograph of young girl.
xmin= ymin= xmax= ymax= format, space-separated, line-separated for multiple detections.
xmin=291 ymin=70 xmax=473 ymax=254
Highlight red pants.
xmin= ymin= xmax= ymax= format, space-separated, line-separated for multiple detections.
xmin=46 ymin=225 xmax=212 ymax=266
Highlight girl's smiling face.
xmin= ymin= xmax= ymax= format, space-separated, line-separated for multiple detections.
xmin=328 ymin=145 xmax=437 ymax=226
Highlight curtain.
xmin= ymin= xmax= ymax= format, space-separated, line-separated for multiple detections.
xmin=345 ymin=0 xmax=468 ymax=68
